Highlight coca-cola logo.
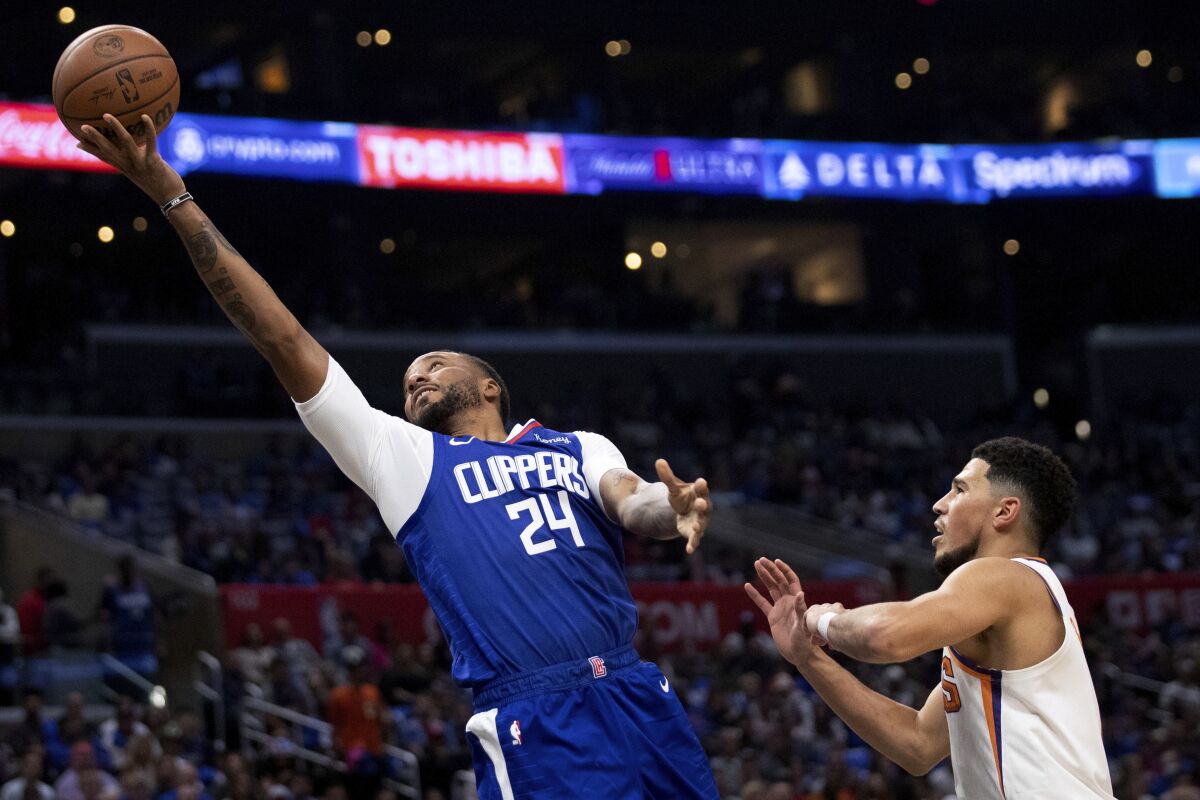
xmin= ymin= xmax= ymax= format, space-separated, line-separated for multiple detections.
xmin=92 ymin=35 xmax=125 ymax=58
xmin=0 ymin=109 xmax=107 ymax=165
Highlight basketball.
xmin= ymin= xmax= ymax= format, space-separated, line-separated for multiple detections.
xmin=52 ymin=24 xmax=179 ymax=143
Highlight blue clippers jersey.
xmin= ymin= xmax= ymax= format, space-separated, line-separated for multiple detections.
xmin=395 ymin=423 xmax=637 ymax=689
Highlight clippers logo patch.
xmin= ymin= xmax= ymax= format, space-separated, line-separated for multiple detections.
xmin=589 ymin=656 xmax=607 ymax=678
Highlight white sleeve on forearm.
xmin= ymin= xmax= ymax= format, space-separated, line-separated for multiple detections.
xmin=294 ymin=356 xmax=433 ymax=535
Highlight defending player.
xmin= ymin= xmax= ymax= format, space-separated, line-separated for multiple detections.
xmin=746 ymin=437 xmax=1115 ymax=799
xmin=77 ymin=115 xmax=720 ymax=799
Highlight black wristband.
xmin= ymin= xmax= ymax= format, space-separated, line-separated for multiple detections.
xmin=159 ymin=191 xmax=193 ymax=218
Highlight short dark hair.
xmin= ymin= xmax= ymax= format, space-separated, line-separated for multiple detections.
xmin=457 ymin=353 xmax=511 ymax=424
xmin=971 ymin=437 xmax=1076 ymax=550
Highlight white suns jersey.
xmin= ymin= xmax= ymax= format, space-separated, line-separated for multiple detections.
xmin=940 ymin=558 xmax=1114 ymax=799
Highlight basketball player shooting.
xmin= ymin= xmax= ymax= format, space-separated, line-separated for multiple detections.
xmin=746 ymin=438 xmax=1115 ymax=799
xmin=76 ymin=115 xmax=720 ymax=799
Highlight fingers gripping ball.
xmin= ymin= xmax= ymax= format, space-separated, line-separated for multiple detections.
xmin=52 ymin=25 xmax=180 ymax=143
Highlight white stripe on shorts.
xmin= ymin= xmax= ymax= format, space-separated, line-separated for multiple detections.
xmin=465 ymin=708 xmax=515 ymax=800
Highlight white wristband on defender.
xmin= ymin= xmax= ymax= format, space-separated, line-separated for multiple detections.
xmin=817 ymin=611 xmax=838 ymax=640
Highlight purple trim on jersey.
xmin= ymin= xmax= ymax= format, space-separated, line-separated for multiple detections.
xmin=949 ymin=646 xmax=1003 ymax=678
xmin=505 ymin=420 xmax=542 ymax=444
xmin=1013 ymin=559 xmax=1062 ymax=614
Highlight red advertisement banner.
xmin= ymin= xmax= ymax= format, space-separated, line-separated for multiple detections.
xmin=357 ymin=126 xmax=565 ymax=193
xmin=0 ymin=102 xmax=114 ymax=172
xmin=220 ymin=579 xmax=886 ymax=653
xmin=220 ymin=572 xmax=1200 ymax=655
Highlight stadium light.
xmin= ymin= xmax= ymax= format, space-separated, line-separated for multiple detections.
xmin=57 ymin=7 xmax=75 ymax=24
xmin=625 ymin=252 xmax=643 ymax=270
xmin=0 ymin=220 xmax=14 ymax=237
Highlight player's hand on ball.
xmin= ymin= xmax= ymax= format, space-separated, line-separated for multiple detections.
xmin=655 ymin=458 xmax=710 ymax=554
xmin=745 ymin=558 xmax=816 ymax=667
xmin=803 ymin=602 xmax=847 ymax=648
xmin=77 ymin=113 xmax=185 ymax=205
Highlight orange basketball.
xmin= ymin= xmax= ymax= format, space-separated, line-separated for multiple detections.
xmin=52 ymin=25 xmax=180 ymax=143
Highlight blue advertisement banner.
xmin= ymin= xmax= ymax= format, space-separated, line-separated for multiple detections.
xmin=1152 ymin=139 xmax=1200 ymax=198
xmin=955 ymin=141 xmax=1155 ymax=202
xmin=159 ymin=112 xmax=360 ymax=182
xmin=563 ymin=135 xmax=763 ymax=195
xmin=761 ymin=141 xmax=958 ymax=202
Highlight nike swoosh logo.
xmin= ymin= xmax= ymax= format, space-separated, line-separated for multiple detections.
xmin=659 ymin=678 xmax=670 ymax=693
xmin=449 ymin=437 xmax=475 ymax=446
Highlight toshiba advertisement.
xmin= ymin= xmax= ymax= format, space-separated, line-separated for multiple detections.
xmin=356 ymin=125 xmax=566 ymax=194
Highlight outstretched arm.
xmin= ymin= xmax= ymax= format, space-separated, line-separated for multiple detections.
xmin=76 ymin=113 xmax=328 ymax=402
xmin=745 ymin=558 xmax=950 ymax=776
xmin=803 ymin=557 xmax=1025 ymax=663
xmin=598 ymin=459 xmax=711 ymax=554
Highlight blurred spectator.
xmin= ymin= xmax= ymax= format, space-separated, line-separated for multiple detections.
xmin=97 ymin=697 xmax=154 ymax=772
xmin=0 ymin=587 xmax=17 ymax=700
xmin=231 ymin=624 xmax=273 ymax=686
xmin=14 ymin=568 xmax=53 ymax=655
xmin=43 ymin=577 xmax=85 ymax=650
xmin=327 ymin=646 xmax=387 ymax=797
xmin=53 ymin=741 xmax=119 ymax=800
xmin=99 ymin=555 xmax=158 ymax=690
xmin=0 ymin=747 xmax=52 ymax=800
xmin=45 ymin=692 xmax=101 ymax=774
xmin=323 ymin=613 xmax=373 ymax=675
xmin=4 ymin=690 xmax=50 ymax=757
xmin=66 ymin=468 xmax=110 ymax=527
xmin=269 ymin=617 xmax=321 ymax=690
xmin=0 ymin=589 xmax=18 ymax=678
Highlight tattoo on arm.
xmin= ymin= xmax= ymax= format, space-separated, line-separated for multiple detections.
xmin=207 ymin=276 xmax=236 ymax=295
xmin=226 ymin=297 xmax=259 ymax=340
xmin=186 ymin=230 xmax=218 ymax=273
xmin=185 ymin=219 xmax=243 ymax=275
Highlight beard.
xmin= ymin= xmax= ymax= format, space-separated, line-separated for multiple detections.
xmin=412 ymin=380 xmax=482 ymax=434
xmin=934 ymin=530 xmax=981 ymax=578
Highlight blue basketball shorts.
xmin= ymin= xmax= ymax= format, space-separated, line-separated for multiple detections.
xmin=465 ymin=646 xmax=718 ymax=799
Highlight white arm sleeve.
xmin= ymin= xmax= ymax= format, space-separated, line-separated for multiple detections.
xmin=294 ymin=357 xmax=434 ymax=535
xmin=574 ymin=431 xmax=630 ymax=502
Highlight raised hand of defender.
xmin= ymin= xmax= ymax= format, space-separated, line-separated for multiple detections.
xmin=77 ymin=113 xmax=185 ymax=205
xmin=655 ymin=458 xmax=711 ymax=555
xmin=745 ymin=557 xmax=817 ymax=667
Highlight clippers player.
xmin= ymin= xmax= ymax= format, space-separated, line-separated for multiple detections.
xmin=746 ymin=437 xmax=1115 ymax=799
xmin=77 ymin=115 xmax=719 ymax=799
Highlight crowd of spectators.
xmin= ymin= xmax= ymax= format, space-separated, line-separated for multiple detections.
xmin=0 ymin=377 xmax=1198 ymax=797
xmin=0 ymin=604 xmax=1196 ymax=799
xmin=2 ymin=371 xmax=1198 ymax=584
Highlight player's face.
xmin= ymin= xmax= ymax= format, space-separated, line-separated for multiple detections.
xmin=930 ymin=458 xmax=992 ymax=577
xmin=402 ymin=352 xmax=484 ymax=433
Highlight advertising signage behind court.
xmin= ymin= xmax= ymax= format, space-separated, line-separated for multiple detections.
xmin=160 ymin=113 xmax=359 ymax=182
xmin=357 ymin=126 xmax=566 ymax=194
xmin=0 ymin=101 xmax=1188 ymax=202
xmin=564 ymin=134 xmax=764 ymax=196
